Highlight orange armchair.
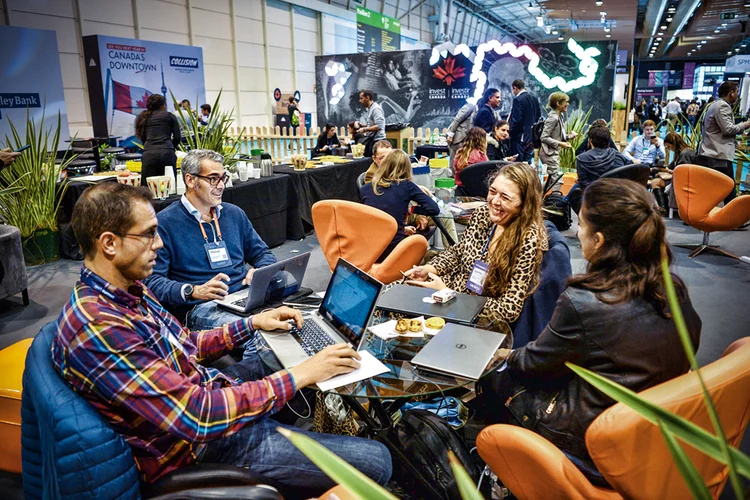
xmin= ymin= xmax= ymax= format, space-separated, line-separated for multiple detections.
xmin=477 ymin=337 xmax=750 ymax=500
xmin=312 ymin=200 xmax=428 ymax=284
xmin=673 ymin=164 xmax=750 ymax=259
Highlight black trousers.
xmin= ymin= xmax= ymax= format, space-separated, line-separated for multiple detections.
xmin=696 ymin=155 xmax=737 ymax=205
xmin=141 ymin=147 xmax=177 ymax=186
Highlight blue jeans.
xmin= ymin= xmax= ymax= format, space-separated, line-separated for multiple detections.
xmin=187 ymin=301 xmax=258 ymax=358
xmin=199 ymin=359 xmax=393 ymax=495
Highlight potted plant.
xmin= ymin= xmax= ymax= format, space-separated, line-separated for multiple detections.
xmin=558 ymin=106 xmax=592 ymax=172
xmin=172 ymin=89 xmax=246 ymax=173
xmin=0 ymin=109 xmax=74 ymax=265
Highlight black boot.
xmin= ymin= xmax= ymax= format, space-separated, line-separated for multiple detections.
xmin=653 ymin=188 xmax=668 ymax=214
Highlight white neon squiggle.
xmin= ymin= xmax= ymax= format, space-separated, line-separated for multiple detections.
xmin=469 ymin=38 xmax=601 ymax=103
xmin=325 ymin=60 xmax=352 ymax=105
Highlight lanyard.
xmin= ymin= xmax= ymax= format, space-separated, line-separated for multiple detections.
xmin=480 ymin=225 xmax=497 ymax=257
xmin=198 ymin=208 xmax=222 ymax=243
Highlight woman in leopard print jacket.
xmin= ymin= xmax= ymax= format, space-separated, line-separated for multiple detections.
xmin=405 ymin=163 xmax=547 ymax=325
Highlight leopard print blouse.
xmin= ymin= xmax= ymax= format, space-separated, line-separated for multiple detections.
xmin=429 ymin=204 xmax=549 ymax=324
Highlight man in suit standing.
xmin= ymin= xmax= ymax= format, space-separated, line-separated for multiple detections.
xmin=508 ymin=80 xmax=541 ymax=163
xmin=697 ymin=81 xmax=750 ymax=205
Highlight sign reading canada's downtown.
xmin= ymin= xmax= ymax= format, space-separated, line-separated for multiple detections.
xmin=357 ymin=7 xmax=401 ymax=53
xmin=82 ymin=35 xmax=205 ymax=147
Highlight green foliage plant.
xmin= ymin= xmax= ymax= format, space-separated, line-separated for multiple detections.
xmin=559 ymin=106 xmax=593 ymax=172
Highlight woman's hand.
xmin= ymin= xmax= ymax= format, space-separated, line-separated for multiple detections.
xmin=407 ymin=272 xmax=446 ymax=290
xmin=559 ymin=141 xmax=572 ymax=149
xmin=321 ymin=145 xmax=329 ymax=151
xmin=404 ymin=225 xmax=417 ymax=236
xmin=503 ymin=155 xmax=519 ymax=162
xmin=416 ymin=215 xmax=429 ymax=231
xmin=403 ymin=265 xmax=436 ymax=282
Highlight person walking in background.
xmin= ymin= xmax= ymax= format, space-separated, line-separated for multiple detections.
xmin=358 ymin=90 xmax=386 ymax=157
xmin=540 ymin=92 xmax=577 ymax=193
xmin=508 ymin=79 xmax=542 ymax=163
xmin=697 ymin=81 xmax=750 ymax=205
xmin=198 ymin=104 xmax=211 ymax=127
xmin=666 ymin=97 xmax=682 ymax=132
xmin=473 ymin=87 xmax=502 ymax=133
xmin=446 ymin=101 xmax=477 ymax=170
xmin=135 ymin=94 xmax=181 ymax=186
xmin=287 ymin=96 xmax=301 ymax=135
xmin=686 ymin=100 xmax=699 ymax=131
xmin=453 ymin=126 xmax=488 ymax=187
xmin=647 ymin=97 xmax=661 ymax=124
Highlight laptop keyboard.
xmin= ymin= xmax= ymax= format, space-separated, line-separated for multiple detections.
xmin=291 ymin=320 xmax=337 ymax=356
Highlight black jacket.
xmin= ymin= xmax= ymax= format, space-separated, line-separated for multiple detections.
xmin=509 ymin=91 xmax=542 ymax=157
xmin=312 ymin=133 xmax=340 ymax=156
xmin=486 ymin=133 xmax=511 ymax=161
xmin=473 ymin=104 xmax=497 ymax=133
xmin=506 ymin=285 xmax=701 ymax=467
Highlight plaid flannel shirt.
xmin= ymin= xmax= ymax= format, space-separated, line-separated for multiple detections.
xmin=51 ymin=266 xmax=296 ymax=482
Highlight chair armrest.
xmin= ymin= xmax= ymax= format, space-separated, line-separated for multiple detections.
xmin=371 ymin=235 xmax=428 ymax=284
xmin=141 ymin=463 xmax=281 ymax=499
xmin=148 ymin=485 xmax=283 ymax=500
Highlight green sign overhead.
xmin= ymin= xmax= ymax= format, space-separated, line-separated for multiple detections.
xmin=720 ymin=12 xmax=736 ymax=20
xmin=356 ymin=7 xmax=401 ymax=34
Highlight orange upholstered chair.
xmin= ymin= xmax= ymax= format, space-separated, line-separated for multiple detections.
xmin=312 ymin=200 xmax=428 ymax=284
xmin=477 ymin=337 xmax=750 ymax=500
xmin=673 ymin=164 xmax=750 ymax=259
xmin=0 ymin=338 xmax=33 ymax=473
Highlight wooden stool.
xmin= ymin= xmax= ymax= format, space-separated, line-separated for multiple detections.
xmin=0 ymin=338 xmax=33 ymax=473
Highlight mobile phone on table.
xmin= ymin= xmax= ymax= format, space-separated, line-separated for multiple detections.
xmin=282 ymin=295 xmax=323 ymax=308
xmin=14 ymin=144 xmax=30 ymax=153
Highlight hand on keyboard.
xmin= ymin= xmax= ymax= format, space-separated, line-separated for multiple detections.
xmin=252 ymin=306 xmax=303 ymax=331
xmin=289 ymin=344 xmax=362 ymax=389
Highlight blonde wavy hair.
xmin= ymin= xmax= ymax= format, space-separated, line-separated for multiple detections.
xmin=372 ymin=149 xmax=412 ymax=195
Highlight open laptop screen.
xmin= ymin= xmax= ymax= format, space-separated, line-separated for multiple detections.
xmin=319 ymin=259 xmax=382 ymax=345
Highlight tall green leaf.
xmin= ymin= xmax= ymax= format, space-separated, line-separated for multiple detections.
xmin=448 ymin=451 xmax=484 ymax=500
xmin=657 ymin=420 xmax=712 ymax=500
xmin=276 ymin=427 xmax=398 ymax=500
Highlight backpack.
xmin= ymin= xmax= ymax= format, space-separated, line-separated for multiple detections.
xmin=386 ymin=409 xmax=479 ymax=500
xmin=531 ymin=117 xmax=545 ymax=149
xmin=543 ymin=192 xmax=571 ymax=231
xmin=290 ymin=112 xmax=299 ymax=127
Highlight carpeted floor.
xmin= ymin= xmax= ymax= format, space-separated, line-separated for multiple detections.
xmin=1 ymin=214 xmax=748 ymax=498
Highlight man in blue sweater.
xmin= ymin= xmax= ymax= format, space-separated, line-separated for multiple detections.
xmin=146 ymin=150 xmax=277 ymax=346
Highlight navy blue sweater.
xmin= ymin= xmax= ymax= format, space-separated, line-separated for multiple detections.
xmin=145 ymin=201 xmax=277 ymax=307
xmin=359 ymin=180 xmax=439 ymax=260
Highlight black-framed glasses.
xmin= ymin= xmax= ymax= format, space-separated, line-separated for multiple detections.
xmin=190 ymin=173 xmax=230 ymax=187
xmin=117 ymin=228 xmax=160 ymax=243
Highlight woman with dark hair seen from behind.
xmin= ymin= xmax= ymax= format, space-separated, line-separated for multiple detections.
xmin=453 ymin=126 xmax=488 ymax=187
xmin=312 ymin=123 xmax=341 ymax=158
xmin=476 ymin=178 xmax=701 ymax=488
xmin=658 ymin=131 xmax=697 ymax=212
xmin=359 ymin=150 xmax=439 ymax=262
xmin=406 ymin=163 xmax=549 ymax=326
xmin=486 ymin=120 xmax=518 ymax=162
xmin=135 ymin=94 xmax=181 ymax=186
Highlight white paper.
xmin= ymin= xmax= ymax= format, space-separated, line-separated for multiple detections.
xmin=316 ymin=351 xmax=389 ymax=391
xmin=316 ymin=291 xmax=326 ymax=298
xmin=71 ymin=174 xmax=119 ymax=182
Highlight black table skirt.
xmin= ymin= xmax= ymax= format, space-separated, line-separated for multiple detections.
xmin=58 ymin=174 xmax=304 ymax=249
xmin=273 ymin=158 xmax=371 ymax=231
xmin=415 ymin=144 xmax=449 ymax=159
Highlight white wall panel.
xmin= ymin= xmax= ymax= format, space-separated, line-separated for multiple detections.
xmin=295 ymin=51 xmax=316 ymax=73
xmin=293 ymin=10 xmax=317 ymax=32
xmin=7 ymin=0 xmax=74 ymax=18
xmin=139 ymin=28 xmax=190 ymax=45
xmin=295 ymin=71 xmax=315 ymax=92
xmin=64 ymin=88 xmax=89 ymax=123
xmin=192 ymin=0 xmax=230 ymax=14
xmin=192 ymin=36 xmax=234 ymax=65
xmin=294 ymin=29 xmax=318 ymax=53
xmin=267 ymin=46 xmax=293 ymax=69
xmin=235 ymin=17 xmax=264 ymax=44
xmin=234 ymin=0 xmax=263 ymax=21
xmin=207 ymin=89 xmax=235 ymax=107
xmin=240 ymin=92 xmax=268 ymax=115
xmin=135 ymin=0 xmax=188 ymax=31
xmin=59 ymin=53 xmax=85 ymax=89
xmin=9 ymin=12 xmax=79 ymax=53
xmin=79 ymin=0 xmax=134 ymax=25
xmin=204 ymin=64 xmax=236 ymax=91
xmin=238 ymin=68 xmax=267 ymax=91
xmin=236 ymin=42 xmax=266 ymax=68
xmin=191 ymin=9 xmax=232 ymax=40
xmin=269 ymin=69 xmax=293 ymax=89
xmin=265 ymin=1 xmax=290 ymax=27
xmin=81 ymin=21 xmax=136 ymax=38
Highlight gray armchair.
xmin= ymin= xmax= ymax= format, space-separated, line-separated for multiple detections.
xmin=0 ymin=224 xmax=29 ymax=305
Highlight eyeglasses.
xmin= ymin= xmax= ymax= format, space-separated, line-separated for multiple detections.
xmin=117 ymin=228 xmax=160 ymax=243
xmin=191 ymin=173 xmax=230 ymax=187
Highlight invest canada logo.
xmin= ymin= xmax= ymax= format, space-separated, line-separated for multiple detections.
xmin=170 ymin=56 xmax=199 ymax=69
xmin=432 ymin=56 xmax=465 ymax=86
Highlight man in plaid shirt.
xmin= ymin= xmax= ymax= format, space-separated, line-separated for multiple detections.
xmin=52 ymin=182 xmax=391 ymax=495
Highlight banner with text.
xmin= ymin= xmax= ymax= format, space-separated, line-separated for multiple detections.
xmin=357 ymin=7 xmax=401 ymax=53
xmin=82 ymin=35 xmax=204 ymax=147
xmin=0 ymin=26 xmax=69 ymax=149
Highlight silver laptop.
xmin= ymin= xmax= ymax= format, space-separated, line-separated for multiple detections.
xmin=215 ymin=252 xmax=311 ymax=314
xmin=260 ymin=258 xmax=383 ymax=368
xmin=411 ymin=323 xmax=506 ymax=380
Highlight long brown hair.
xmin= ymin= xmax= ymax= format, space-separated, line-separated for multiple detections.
xmin=568 ymin=178 xmax=685 ymax=316
xmin=372 ymin=149 xmax=412 ymax=195
xmin=484 ymin=163 xmax=545 ymax=297
xmin=135 ymin=94 xmax=166 ymax=141
xmin=664 ymin=131 xmax=689 ymax=155
xmin=455 ymin=127 xmax=487 ymax=169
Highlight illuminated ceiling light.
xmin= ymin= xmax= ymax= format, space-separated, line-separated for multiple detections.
xmin=742 ymin=44 xmax=747 ymax=48
xmin=604 ymin=27 xmax=610 ymax=32
xmin=666 ymin=17 xmax=673 ymax=22
xmin=558 ymin=36 xmax=564 ymax=40
xmin=469 ymin=38 xmax=600 ymax=102
xmin=656 ymin=37 xmax=663 ymax=40
xmin=728 ymin=51 xmax=733 ymax=55
xmin=736 ymin=48 xmax=741 ymax=52
xmin=700 ymin=40 xmax=707 ymax=44
xmin=595 ymin=1 xmax=603 ymax=6
xmin=658 ymin=32 xmax=664 ymax=36
xmin=537 ymin=16 xmax=544 ymax=27
xmin=714 ymin=29 xmax=720 ymax=33
xmin=721 ymin=23 xmax=727 ymax=27
xmin=660 ymin=25 xmax=667 ymax=30
xmin=606 ymin=34 xmax=611 ymax=37
xmin=552 ymin=30 xmax=559 ymax=35
xmin=599 ymin=11 xmax=606 ymax=15
xmin=668 ymin=6 xmax=676 ymax=12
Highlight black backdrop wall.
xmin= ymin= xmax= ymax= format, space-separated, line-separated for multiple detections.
xmin=315 ymin=40 xmax=616 ymax=130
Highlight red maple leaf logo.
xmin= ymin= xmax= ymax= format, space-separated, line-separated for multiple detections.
xmin=135 ymin=92 xmax=150 ymax=110
xmin=433 ymin=56 xmax=466 ymax=86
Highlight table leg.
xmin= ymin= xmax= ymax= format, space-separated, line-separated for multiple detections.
xmin=431 ymin=217 xmax=456 ymax=246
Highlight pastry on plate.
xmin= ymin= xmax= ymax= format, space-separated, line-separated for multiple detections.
xmin=409 ymin=319 xmax=423 ymax=332
xmin=395 ymin=319 xmax=409 ymax=334
xmin=425 ymin=317 xmax=445 ymax=330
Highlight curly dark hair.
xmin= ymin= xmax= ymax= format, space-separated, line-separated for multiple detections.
xmin=135 ymin=94 xmax=166 ymax=142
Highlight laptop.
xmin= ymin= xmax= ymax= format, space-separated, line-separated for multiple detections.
xmin=260 ymin=258 xmax=383 ymax=368
xmin=410 ymin=323 xmax=506 ymax=380
xmin=216 ymin=252 xmax=311 ymax=314
xmin=376 ymin=284 xmax=487 ymax=325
